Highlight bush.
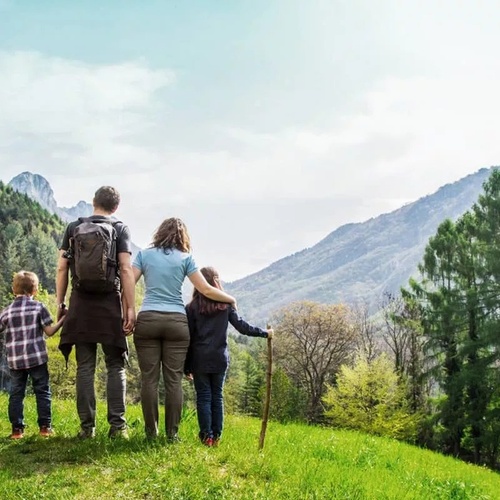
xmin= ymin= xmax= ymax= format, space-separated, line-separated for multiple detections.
xmin=323 ymin=354 xmax=420 ymax=441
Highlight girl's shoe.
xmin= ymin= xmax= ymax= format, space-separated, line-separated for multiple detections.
xmin=202 ymin=437 xmax=214 ymax=447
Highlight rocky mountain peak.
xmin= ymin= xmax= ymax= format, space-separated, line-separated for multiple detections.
xmin=9 ymin=171 xmax=59 ymax=214
xmin=8 ymin=172 xmax=93 ymax=222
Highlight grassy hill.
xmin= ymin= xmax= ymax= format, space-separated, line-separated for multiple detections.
xmin=0 ymin=394 xmax=499 ymax=499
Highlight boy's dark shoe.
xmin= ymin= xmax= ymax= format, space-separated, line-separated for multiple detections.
xmin=39 ymin=426 xmax=54 ymax=437
xmin=10 ymin=428 xmax=24 ymax=440
xmin=77 ymin=428 xmax=96 ymax=439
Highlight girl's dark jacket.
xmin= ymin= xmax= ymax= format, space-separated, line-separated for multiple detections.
xmin=185 ymin=305 xmax=267 ymax=374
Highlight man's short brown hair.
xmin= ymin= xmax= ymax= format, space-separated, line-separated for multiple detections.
xmin=93 ymin=186 xmax=120 ymax=212
xmin=12 ymin=271 xmax=39 ymax=295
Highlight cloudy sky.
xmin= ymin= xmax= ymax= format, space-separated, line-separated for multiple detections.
xmin=1 ymin=1 xmax=500 ymax=281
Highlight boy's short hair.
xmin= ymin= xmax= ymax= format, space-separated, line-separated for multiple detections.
xmin=12 ymin=271 xmax=39 ymax=295
xmin=93 ymin=186 xmax=120 ymax=212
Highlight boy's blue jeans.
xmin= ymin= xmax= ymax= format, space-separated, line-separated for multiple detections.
xmin=193 ymin=372 xmax=226 ymax=440
xmin=8 ymin=362 xmax=51 ymax=430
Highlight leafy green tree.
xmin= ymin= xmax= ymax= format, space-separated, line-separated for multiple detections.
xmin=461 ymin=170 xmax=500 ymax=464
xmin=407 ymin=169 xmax=500 ymax=464
xmin=384 ymin=291 xmax=427 ymax=413
xmin=224 ymin=337 xmax=266 ymax=417
xmin=409 ymin=219 xmax=466 ymax=456
xmin=0 ymin=182 xmax=64 ymax=305
xmin=351 ymin=300 xmax=383 ymax=363
xmin=452 ymin=212 xmax=491 ymax=463
xmin=323 ymin=354 xmax=419 ymax=441
xmin=272 ymin=301 xmax=358 ymax=423
xmin=238 ymin=350 xmax=264 ymax=416
xmin=24 ymin=228 xmax=60 ymax=293
xmin=269 ymin=367 xmax=307 ymax=422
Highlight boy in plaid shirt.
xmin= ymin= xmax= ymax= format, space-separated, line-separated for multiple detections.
xmin=0 ymin=271 xmax=65 ymax=439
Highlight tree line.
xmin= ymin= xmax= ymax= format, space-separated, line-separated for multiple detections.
xmin=0 ymin=182 xmax=64 ymax=307
xmin=402 ymin=168 xmax=500 ymax=467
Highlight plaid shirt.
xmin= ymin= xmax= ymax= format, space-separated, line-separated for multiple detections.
xmin=0 ymin=295 xmax=52 ymax=370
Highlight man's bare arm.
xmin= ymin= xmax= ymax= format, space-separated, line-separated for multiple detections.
xmin=56 ymin=250 xmax=70 ymax=320
xmin=119 ymin=252 xmax=136 ymax=333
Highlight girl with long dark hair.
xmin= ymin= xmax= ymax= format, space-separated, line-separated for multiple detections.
xmin=185 ymin=266 xmax=272 ymax=446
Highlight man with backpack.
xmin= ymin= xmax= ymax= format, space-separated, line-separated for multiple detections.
xmin=56 ymin=186 xmax=135 ymax=439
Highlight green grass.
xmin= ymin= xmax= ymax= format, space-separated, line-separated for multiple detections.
xmin=0 ymin=394 xmax=499 ymax=499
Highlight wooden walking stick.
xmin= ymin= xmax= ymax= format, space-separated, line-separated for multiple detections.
xmin=259 ymin=324 xmax=273 ymax=450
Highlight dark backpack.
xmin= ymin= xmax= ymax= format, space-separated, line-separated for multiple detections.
xmin=69 ymin=217 xmax=119 ymax=293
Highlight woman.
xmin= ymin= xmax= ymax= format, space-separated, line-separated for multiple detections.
xmin=132 ymin=217 xmax=236 ymax=441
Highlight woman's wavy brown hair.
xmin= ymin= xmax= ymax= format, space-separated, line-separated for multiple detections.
xmin=151 ymin=217 xmax=191 ymax=252
xmin=187 ymin=266 xmax=228 ymax=316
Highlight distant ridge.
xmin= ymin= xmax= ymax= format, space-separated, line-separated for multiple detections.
xmin=226 ymin=167 xmax=496 ymax=322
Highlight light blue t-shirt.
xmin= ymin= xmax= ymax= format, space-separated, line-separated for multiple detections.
xmin=133 ymin=247 xmax=198 ymax=314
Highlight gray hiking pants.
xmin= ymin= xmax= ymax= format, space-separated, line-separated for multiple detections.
xmin=75 ymin=342 xmax=127 ymax=432
xmin=133 ymin=311 xmax=189 ymax=439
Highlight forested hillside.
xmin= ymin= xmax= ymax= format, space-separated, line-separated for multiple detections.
xmin=0 ymin=181 xmax=64 ymax=307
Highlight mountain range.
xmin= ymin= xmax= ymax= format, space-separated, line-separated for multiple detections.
xmin=225 ymin=167 xmax=496 ymax=322
xmin=7 ymin=168 xmax=496 ymax=322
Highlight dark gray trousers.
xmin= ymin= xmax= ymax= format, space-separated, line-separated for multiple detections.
xmin=133 ymin=311 xmax=189 ymax=438
xmin=75 ymin=342 xmax=127 ymax=432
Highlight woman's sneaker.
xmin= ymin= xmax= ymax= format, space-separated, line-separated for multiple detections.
xmin=39 ymin=426 xmax=54 ymax=437
xmin=10 ymin=428 xmax=24 ymax=440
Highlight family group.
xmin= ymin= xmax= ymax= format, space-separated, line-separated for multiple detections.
xmin=0 ymin=186 xmax=272 ymax=446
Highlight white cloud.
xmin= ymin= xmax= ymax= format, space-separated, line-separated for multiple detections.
xmin=210 ymin=73 xmax=500 ymax=205
xmin=1 ymin=50 xmax=499 ymax=281
xmin=0 ymin=50 xmax=172 ymax=197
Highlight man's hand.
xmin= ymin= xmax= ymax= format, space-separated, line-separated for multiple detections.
xmin=266 ymin=328 xmax=274 ymax=339
xmin=57 ymin=304 xmax=67 ymax=321
xmin=123 ymin=307 xmax=136 ymax=335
